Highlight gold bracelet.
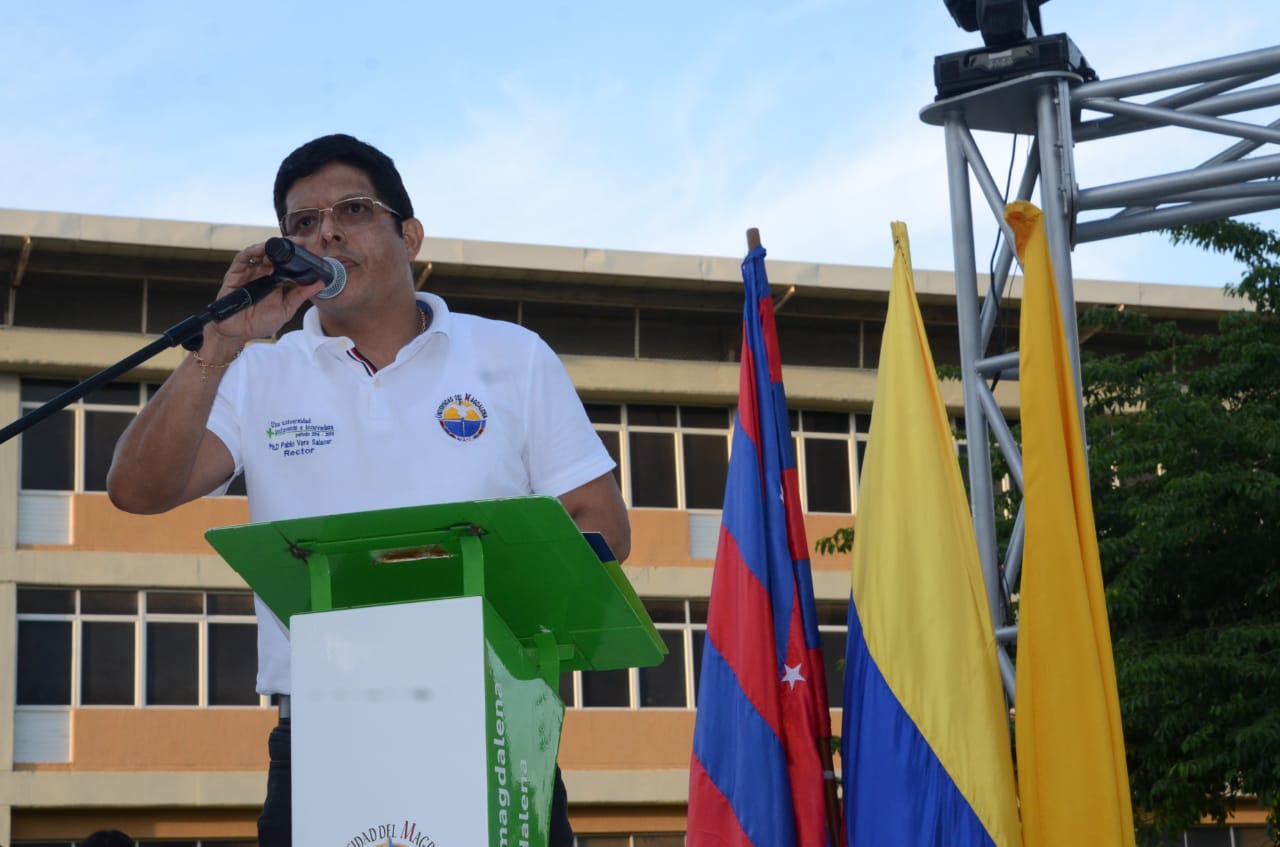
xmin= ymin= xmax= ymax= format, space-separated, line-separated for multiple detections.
xmin=192 ymin=347 xmax=242 ymax=381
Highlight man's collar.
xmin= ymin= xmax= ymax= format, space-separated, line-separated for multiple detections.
xmin=301 ymin=291 xmax=452 ymax=354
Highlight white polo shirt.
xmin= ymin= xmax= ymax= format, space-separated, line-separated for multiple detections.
xmin=206 ymin=292 xmax=615 ymax=694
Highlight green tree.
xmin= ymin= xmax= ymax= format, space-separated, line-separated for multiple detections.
xmin=1090 ymin=220 xmax=1280 ymax=844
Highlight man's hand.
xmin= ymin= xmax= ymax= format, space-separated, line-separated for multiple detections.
xmin=207 ymin=242 xmax=325 ymax=347
xmin=559 ymin=472 xmax=631 ymax=563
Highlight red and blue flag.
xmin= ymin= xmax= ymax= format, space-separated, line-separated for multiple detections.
xmin=688 ymin=242 xmax=842 ymax=847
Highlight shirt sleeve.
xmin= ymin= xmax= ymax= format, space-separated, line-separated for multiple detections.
xmin=521 ymin=334 xmax=616 ymax=497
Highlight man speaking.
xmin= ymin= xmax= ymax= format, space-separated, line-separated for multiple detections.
xmin=108 ymin=133 xmax=629 ymax=847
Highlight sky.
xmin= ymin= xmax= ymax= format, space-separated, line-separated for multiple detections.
xmin=3 ymin=1 xmax=1278 ymax=288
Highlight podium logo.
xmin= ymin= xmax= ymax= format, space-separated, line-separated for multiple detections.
xmin=435 ymin=393 xmax=488 ymax=442
xmin=342 ymin=820 xmax=435 ymax=847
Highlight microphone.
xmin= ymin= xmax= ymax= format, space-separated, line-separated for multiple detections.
xmin=263 ymin=237 xmax=348 ymax=300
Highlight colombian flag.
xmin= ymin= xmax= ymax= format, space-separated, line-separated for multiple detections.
xmin=842 ymin=223 xmax=1022 ymax=846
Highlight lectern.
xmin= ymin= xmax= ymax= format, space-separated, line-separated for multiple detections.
xmin=206 ymin=496 xmax=665 ymax=846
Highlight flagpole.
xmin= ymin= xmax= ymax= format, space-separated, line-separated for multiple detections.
xmin=820 ymin=732 xmax=843 ymax=845
xmin=745 ymin=226 xmax=846 ymax=847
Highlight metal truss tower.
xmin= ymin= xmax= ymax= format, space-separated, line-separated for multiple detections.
xmin=920 ymin=44 xmax=1280 ymax=700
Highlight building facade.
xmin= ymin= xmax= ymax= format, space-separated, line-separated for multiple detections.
xmin=0 ymin=209 xmax=1258 ymax=845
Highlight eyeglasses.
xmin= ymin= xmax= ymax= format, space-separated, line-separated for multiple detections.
xmin=280 ymin=196 xmax=403 ymax=238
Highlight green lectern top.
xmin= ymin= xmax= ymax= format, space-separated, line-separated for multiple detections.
xmin=205 ymin=496 xmax=664 ymax=673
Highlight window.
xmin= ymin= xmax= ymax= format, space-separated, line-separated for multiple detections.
xmin=925 ymin=321 xmax=963 ymax=367
xmin=524 ymin=301 xmax=635 ymax=357
xmin=19 ymin=380 xmax=149 ymax=492
xmin=628 ymin=405 xmax=683 ymax=508
xmin=587 ymin=403 xmax=858 ymax=515
xmin=791 ymin=410 xmax=868 ymax=514
xmin=560 ymin=599 xmax=845 ymax=711
xmin=1161 ymin=828 xmax=1272 ymax=847
xmin=19 ymin=379 xmax=146 ymax=492
xmin=775 ymin=312 xmax=862 ymax=369
xmin=13 ymin=272 xmax=143 ymax=332
xmin=18 ymin=378 xmax=246 ymax=496
xmin=637 ymin=308 xmax=741 ymax=362
xmin=16 ymin=587 xmax=262 ymax=708
xmin=585 ymin=404 xmax=623 ymax=490
xmin=562 ymin=598 xmax=704 ymax=709
xmin=815 ymin=602 xmax=849 ymax=709
xmin=587 ymin=404 xmax=731 ymax=510
xmin=637 ymin=599 xmax=694 ymax=708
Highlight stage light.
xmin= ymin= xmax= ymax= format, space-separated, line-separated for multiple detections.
xmin=944 ymin=0 xmax=1047 ymax=48
xmin=933 ymin=0 xmax=1093 ymax=100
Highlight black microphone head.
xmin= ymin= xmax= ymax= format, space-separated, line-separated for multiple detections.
xmin=263 ymin=237 xmax=302 ymax=268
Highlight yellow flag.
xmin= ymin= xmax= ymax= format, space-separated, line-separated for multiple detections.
xmin=1009 ymin=201 xmax=1135 ymax=846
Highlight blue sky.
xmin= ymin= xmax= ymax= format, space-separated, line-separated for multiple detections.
xmin=4 ymin=1 xmax=1278 ymax=287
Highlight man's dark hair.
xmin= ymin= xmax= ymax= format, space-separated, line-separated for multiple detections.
xmin=83 ymin=830 xmax=133 ymax=847
xmin=273 ymin=134 xmax=414 ymax=234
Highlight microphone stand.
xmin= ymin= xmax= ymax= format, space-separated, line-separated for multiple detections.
xmin=0 ymin=273 xmax=285 ymax=445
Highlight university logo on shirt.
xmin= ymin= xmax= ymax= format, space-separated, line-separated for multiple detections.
xmin=435 ymin=393 xmax=488 ymax=441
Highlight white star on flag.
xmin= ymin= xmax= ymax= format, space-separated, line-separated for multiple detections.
xmin=780 ymin=662 xmax=805 ymax=690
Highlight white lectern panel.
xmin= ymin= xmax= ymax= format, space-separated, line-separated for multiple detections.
xmin=292 ymin=596 xmax=487 ymax=845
